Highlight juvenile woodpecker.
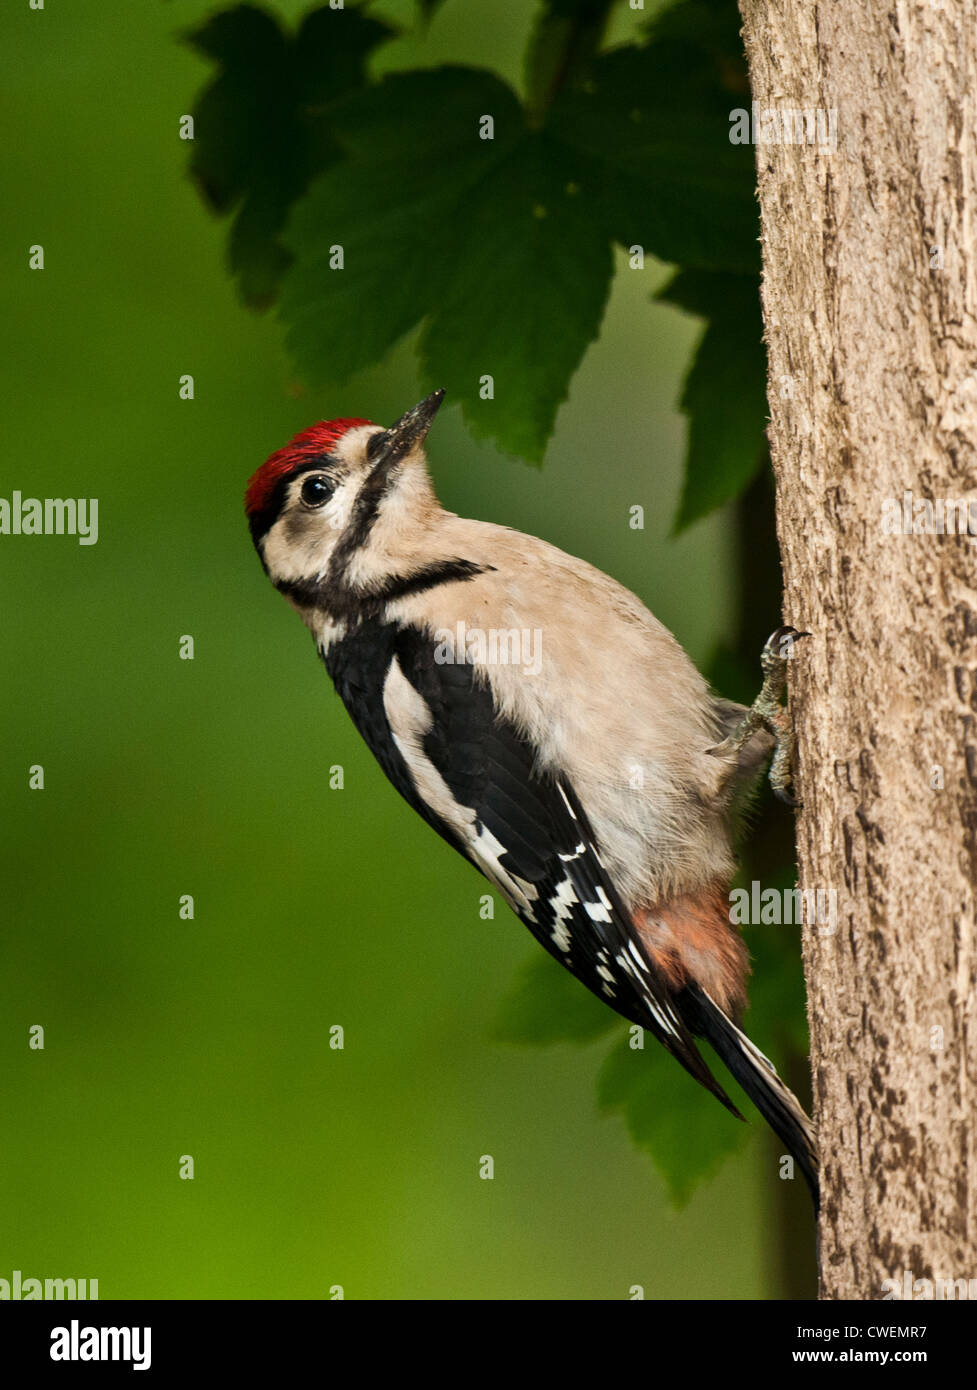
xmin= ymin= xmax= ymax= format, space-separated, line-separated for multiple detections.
xmin=245 ymin=390 xmax=819 ymax=1206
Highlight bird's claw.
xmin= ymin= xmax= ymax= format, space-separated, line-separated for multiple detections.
xmin=761 ymin=626 xmax=811 ymax=674
xmin=760 ymin=627 xmax=809 ymax=808
xmin=717 ymin=626 xmax=809 ymax=808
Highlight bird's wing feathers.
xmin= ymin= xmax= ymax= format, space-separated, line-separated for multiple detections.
xmin=372 ymin=625 xmax=740 ymax=1114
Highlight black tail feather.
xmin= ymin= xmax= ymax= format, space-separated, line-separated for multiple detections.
xmin=678 ymin=982 xmax=820 ymax=1210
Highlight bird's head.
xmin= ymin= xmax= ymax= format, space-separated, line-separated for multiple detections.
xmin=245 ymin=390 xmax=445 ymax=610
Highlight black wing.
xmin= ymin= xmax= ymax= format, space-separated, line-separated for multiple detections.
xmin=325 ymin=619 xmax=740 ymax=1115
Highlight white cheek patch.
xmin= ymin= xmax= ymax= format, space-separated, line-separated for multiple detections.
xmin=322 ymin=479 xmax=356 ymax=542
xmin=261 ymin=516 xmax=322 ymax=584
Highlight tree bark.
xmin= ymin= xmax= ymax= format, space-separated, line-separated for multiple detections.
xmin=734 ymin=471 xmax=818 ymax=1298
xmin=737 ymin=1 xmax=977 ymax=1298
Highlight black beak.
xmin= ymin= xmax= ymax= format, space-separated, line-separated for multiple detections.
xmin=369 ymin=389 xmax=445 ymax=474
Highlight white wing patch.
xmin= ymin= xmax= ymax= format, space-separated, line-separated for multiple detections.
xmin=382 ymin=657 xmax=538 ymax=915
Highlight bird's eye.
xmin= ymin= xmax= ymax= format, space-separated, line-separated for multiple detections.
xmin=300 ymin=475 xmax=333 ymax=509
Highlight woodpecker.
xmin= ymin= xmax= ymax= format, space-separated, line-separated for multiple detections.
xmin=245 ymin=390 xmax=819 ymax=1207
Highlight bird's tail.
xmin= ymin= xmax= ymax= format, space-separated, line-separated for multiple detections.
xmin=678 ymin=981 xmax=820 ymax=1209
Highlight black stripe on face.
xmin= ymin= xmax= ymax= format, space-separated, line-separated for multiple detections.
xmin=274 ymin=558 xmax=493 ymax=622
xmin=326 ymin=457 xmax=395 ymax=581
xmin=379 ymin=559 xmax=494 ymax=602
xmin=335 ymin=397 xmax=444 ymax=569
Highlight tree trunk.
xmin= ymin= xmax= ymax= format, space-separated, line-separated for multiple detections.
xmin=737 ymin=1 xmax=977 ymax=1298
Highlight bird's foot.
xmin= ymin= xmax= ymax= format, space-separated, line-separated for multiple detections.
xmin=707 ymin=626 xmax=809 ymax=807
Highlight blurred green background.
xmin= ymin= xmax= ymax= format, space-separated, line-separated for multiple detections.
xmin=2 ymin=0 xmax=794 ymax=1298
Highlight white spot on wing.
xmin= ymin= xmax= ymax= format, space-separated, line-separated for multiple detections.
xmin=627 ymin=940 xmax=651 ymax=974
xmin=547 ymin=877 xmax=578 ymax=953
xmin=584 ymin=900 xmax=612 ymax=924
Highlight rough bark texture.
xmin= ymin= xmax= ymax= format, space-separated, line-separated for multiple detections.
xmin=737 ymin=1 xmax=977 ymax=1298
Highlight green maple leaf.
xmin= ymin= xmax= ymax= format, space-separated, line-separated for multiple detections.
xmin=185 ymin=3 xmax=394 ymax=308
xmin=658 ymin=269 xmax=768 ymax=531
xmin=495 ymin=946 xmax=754 ymax=1206
xmin=597 ymin=1032 xmax=750 ymax=1205
xmin=549 ymin=0 xmax=760 ymax=274
xmin=281 ymin=67 xmax=613 ymax=462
